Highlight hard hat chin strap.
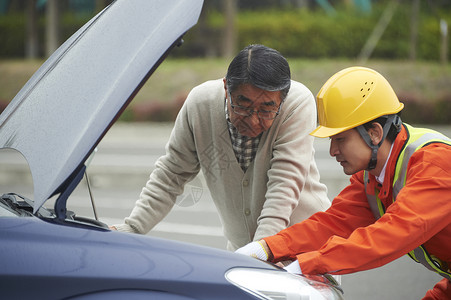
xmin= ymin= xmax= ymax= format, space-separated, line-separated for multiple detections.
xmin=356 ymin=115 xmax=402 ymax=170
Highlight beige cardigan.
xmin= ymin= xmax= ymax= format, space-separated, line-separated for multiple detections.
xmin=114 ymin=79 xmax=330 ymax=250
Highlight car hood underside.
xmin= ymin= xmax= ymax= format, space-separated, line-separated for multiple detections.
xmin=0 ymin=0 xmax=203 ymax=213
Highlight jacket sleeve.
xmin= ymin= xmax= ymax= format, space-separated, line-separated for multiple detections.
xmin=264 ymin=172 xmax=374 ymax=262
xmin=423 ymin=278 xmax=451 ymax=300
xmin=114 ymin=92 xmax=200 ymax=234
xmin=268 ymin=144 xmax=451 ymax=275
xmin=253 ymin=81 xmax=330 ymax=241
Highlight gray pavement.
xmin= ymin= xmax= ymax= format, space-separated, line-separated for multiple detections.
xmin=2 ymin=122 xmax=450 ymax=299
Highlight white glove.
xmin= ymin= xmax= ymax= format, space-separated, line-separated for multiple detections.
xmin=284 ymin=260 xmax=302 ymax=274
xmin=235 ymin=241 xmax=269 ymax=261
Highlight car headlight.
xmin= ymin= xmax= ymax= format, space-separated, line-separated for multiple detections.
xmin=225 ymin=268 xmax=343 ymax=300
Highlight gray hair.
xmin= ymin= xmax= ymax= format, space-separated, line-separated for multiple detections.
xmin=225 ymin=44 xmax=291 ymax=101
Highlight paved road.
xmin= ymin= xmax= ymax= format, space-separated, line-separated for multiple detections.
xmin=2 ymin=122 xmax=449 ymax=299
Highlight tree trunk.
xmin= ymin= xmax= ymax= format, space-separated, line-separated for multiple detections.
xmin=409 ymin=0 xmax=420 ymax=61
xmin=46 ymin=0 xmax=60 ymax=58
xmin=440 ymin=19 xmax=448 ymax=65
xmin=26 ymin=0 xmax=39 ymax=59
xmin=222 ymin=0 xmax=237 ymax=59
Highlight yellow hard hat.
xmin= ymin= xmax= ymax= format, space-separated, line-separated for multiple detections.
xmin=311 ymin=66 xmax=404 ymax=138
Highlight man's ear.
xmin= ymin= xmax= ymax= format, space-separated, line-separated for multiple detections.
xmin=223 ymin=78 xmax=228 ymax=98
xmin=368 ymin=122 xmax=384 ymax=145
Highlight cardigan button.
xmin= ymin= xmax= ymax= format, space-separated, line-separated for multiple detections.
xmin=244 ymin=209 xmax=251 ymax=216
xmin=243 ymin=179 xmax=249 ymax=187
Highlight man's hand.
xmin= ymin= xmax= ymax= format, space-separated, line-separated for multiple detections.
xmin=235 ymin=240 xmax=271 ymax=261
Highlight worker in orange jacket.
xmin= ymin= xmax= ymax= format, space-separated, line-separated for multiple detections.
xmin=236 ymin=66 xmax=451 ymax=299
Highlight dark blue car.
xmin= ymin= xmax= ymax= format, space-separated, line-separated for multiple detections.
xmin=0 ymin=1 xmax=344 ymax=299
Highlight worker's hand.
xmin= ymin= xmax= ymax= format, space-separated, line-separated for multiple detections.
xmin=109 ymin=225 xmax=117 ymax=230
xmin=235 ymin=241 xmax=269 ymax=261
xmin=283 ymin=260 xmax=302 ymax=274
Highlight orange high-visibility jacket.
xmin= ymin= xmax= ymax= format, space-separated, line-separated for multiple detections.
xmin=264 ymin=124 xmax=451 ymax=296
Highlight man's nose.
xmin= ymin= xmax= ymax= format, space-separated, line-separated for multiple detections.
xmin=246 ymin=111 xmax=263 ymax=125
xmin=329 ymin=140 xmax=338 ymax=157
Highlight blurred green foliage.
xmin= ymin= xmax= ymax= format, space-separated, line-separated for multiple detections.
xmin=1 ymin=2 xmax=450 ymax=60
xmin=0 ymin=13 xmax=94 ymax=57
xmin=183 ymin=2 xmax=451 ymax=61
xmin=0 ymin=13 xmax=26 ymax=57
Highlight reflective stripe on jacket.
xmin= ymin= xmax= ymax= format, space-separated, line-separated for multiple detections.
xmin=365 ymin=124 xmax=451 ymax=281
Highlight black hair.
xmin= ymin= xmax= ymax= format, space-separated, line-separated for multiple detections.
xmin=225 ymin=44 xmax=291 ymax=101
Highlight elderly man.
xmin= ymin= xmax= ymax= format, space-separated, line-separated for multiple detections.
xmin=112 ymin=44 xmax=330 ymax=251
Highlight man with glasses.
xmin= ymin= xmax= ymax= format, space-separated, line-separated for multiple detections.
xmin=111 ymin=44 xmax=330 ymax=251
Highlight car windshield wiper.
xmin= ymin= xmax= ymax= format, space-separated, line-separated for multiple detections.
xmin=0 ymin=193 xmax=54 ymax=218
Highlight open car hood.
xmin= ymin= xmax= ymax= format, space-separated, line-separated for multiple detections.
xmin=0 ymin=0 xmax=203 ymax=214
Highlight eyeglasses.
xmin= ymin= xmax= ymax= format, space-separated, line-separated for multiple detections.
xmin=228 ymin=92 xmax=282 ymax=120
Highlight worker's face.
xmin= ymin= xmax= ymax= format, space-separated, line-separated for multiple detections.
xmin=329 ymin=129 xmax=371 ymax=175
xmin=224 ymin=81 xmax=282 ymax=138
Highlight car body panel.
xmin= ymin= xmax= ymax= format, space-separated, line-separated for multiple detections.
xmin=0 ymin=215 xmax=272 ymax=299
